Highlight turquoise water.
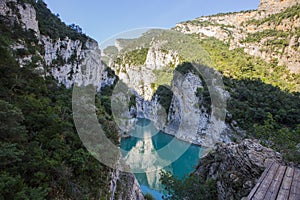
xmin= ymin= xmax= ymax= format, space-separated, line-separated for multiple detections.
xmin=120 ymin=118 xmax=202 ymax=200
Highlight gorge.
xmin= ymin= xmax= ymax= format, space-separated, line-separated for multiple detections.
xmin=0 ymin=0 xmax=300 ymax=199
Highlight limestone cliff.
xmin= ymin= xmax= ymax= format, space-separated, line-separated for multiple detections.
xmin=194 ymin=139 xmax=282 ymax=200
xmin=259 ymin=0 xmax=300 ymax=14
xmin=175 ymin=0 xmax=300 ymax=73
xmin=104 ymin=30 xmax=233 ymax=147
xmin=0 ymin=0 xmax=39 ymax=35
xmin=110 ymin=169 xmax=145 ymax=200
xmin=42 ymin=36 xmax=103 ymax=88
xmin=0 ymin=0 xmax=144 ymax=199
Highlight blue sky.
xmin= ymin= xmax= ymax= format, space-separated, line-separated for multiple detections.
xmin=44 ymin=0 xmax=260 ymax=43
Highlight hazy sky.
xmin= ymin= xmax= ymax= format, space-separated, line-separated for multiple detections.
xmin=44 ymin=0 xmax=260 ymax=43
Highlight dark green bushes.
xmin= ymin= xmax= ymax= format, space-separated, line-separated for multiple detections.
xmin=116 ymin=48 xmax=149 ymax=66
xmin=247 ymin=4 xmax=300 ymax=26
xmin=241 ymin=29 xmax=289 ymax=43
xmin=160 ymin=171 xmax=217 ymax=200
xmin=154 ymin=85 xmax=173 ymax=114
xmin=34 ymin=0 xmax=88 ymax=42
xmin=0 ymin=6 xmax=118 ymax=199
xmin=199 ymin=37 xmax=300 ymax=163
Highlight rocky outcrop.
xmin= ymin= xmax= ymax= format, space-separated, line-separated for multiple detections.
xmin=259 ymin=0 xmax=300 ymax=14
xmin=0 ymin=0 xmax=39 ymax=35
xmin=194 ymin=139 xmax=282 ymax=200
xmin=164 ymin=71 xmax=230 ymax=146
xmin=175 ymin=0 xmax=300 ymax=73
xmin=42 ymin=35 xmax=104 ymax=88
xmin=110 ymin=169 xmax=145 ymax=200
xmin=115 ymin=68 xmax=231 ymax=147
xmin=0 ymin=0 xmax=144 ymax=198
xmin=107 ymin=33 xmax=232 ymax=146
xmin=0 ymin=0 xmax=111 ymax=90
xmin=113 ymin=46 xmax=179 ymax=100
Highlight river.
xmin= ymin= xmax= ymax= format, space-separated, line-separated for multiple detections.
xmin=120 ymin=118 xmax=202 ymax=200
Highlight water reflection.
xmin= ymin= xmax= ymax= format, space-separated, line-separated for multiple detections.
xmin=120 ymin=118 xmax=202 ymax=199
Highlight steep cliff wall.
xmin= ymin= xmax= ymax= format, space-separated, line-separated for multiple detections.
xmin=0 ymin=0 xmax=39 ymax=34
xmin=41 ymin=36 xmax=107 ymax=89
xmin=0 ymin=0 xmax=113 ymax=89
xmin=113 ymin=45 xmax=179 ymax=100
xmin=175 ymin=0 xmax=300 ymax=73
xmin=0 ymin=0 xmax=144 ymax=198
xmin=104 ymin=30 xmax=234 ymax=148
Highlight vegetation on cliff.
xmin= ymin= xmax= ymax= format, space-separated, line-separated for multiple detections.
xmin=246 ymin=4 xmax=300 ymax=26
xmin=0 ymin=2 xmax=121 ymax=199
xmin=198 ymin=37 xmax=300 ymax=162
xmin=34 ymin=0 xmax=88 ymax=42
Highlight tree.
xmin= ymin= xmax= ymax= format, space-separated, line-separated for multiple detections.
xmin=0 ymin=100 xmax=27 ymax=142
xmin=160 ymin=171 xmax=217 ymax=200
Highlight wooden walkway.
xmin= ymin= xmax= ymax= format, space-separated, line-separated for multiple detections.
xmin=246 ymin=162 xmax=300 ymax=200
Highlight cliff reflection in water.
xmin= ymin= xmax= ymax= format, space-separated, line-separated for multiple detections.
xmin=120 ymin=118 xmax=202 ymax=193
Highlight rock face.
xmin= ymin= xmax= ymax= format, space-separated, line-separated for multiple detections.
xmin=175 ymin=0 xmax=300 ymax=73
xmin=114 ymin=46 xmax=179 ymax=100
xmin=194 ymin=139 xmax=282 ymax=200
xmin=0 ymin=0 xmax=39 ymax=35
xmin=259 ymin=0 xmax=300 ymax=14
xmin=0 ymin=0 xmax=144 ymax=198
xmin=114 ymin=65 xmax=231 ymax=146
xmin=42 ymin=36 xmax=104 ymax=89
xmin=110 ymin=169 xmax=145 ymax=200
xmin=164 ymin=72 xmax=230 ymax=146
xmin=0 ymin=0 xmax=111 ymax=90
xmin=107 ymin=34 xmax=232 ymax=147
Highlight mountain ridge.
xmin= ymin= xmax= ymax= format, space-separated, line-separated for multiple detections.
xmin=175 ymin=0 xmax=300 ymax=74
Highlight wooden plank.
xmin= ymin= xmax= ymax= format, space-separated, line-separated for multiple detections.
xmin=285 ymin=166 xmax=295 ymax=177
xmin=290 ymin=181 xmax=300 ymax=196
xmin=281 ymin=167 xmax=294 ymax=190
xmin=252 ymin=162 xmax=280 ymax=200
xmin=294 ymin=168 xmax=300 ymax=195
xmin=276 ymin=167 xmax=294 ymax=200
xmin=290 ymin=168 xmax=300 ymax=196
xmin=247 ymin=162 xmax=275 ymax=200
xmin=264 ymin=165 xmax=286 ymax=200
xmin=288 ymin=193 xmax=300 ymax=200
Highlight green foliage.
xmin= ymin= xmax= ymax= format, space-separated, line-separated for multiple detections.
xmin=247 ymin=4 xmax=300 ymax=26
xmin=160 ymin=171 xmax=217 ymax=200
xmin=153 ymin=63 xmax=175 ymax=86
xmin=195 ymin=87 xmax=204 ymax=97
xmin=103 ymin=45 xmax=119 ymax=61
xmin=241 ymin=29 xmax=289 ymax=43
xmin=34 ymin=0 xmax=88 ymax=42
xmin=199 ymin=37 xmax=300 ymax=163
xmin=129 ymin=94 xmax=137 ymax=108
xmin=0 ymin=10 xmax=119 ymax=199
xmin=200 ymin=37 xmax=300 ymax=92
xmin=144 ymin=193 xmax=155 ymax=200
xmin=0 ymin=172 xmax=48 ymax=200
xmin=207 ymin=9 xmax=255 ymax=18
xmin=154 ymin=85 xmax=173 ymax=114
xmin=98 ymin=75 xmax=118 ymax=116
xmin=183 ymin=19 xmax=235 ymax=29
xmin=175 ymin=62 xmax=212 ymax=111
xmin=241 ymin=29 xmax=295 ymax=52
xmin=252 ymin=114 xmax=300 ymax=162
xmin=0 ymin=100 xmax=27 ymax=142
xmin=226 ymin=78 xmax=300 ymax=130
xmin=116 ymin=48 xmax=149 ymax=66
xmin=112 ymin=29 xmax=212 ymax=66
xmin=0 ymin=13 xmax=43 ymax=60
